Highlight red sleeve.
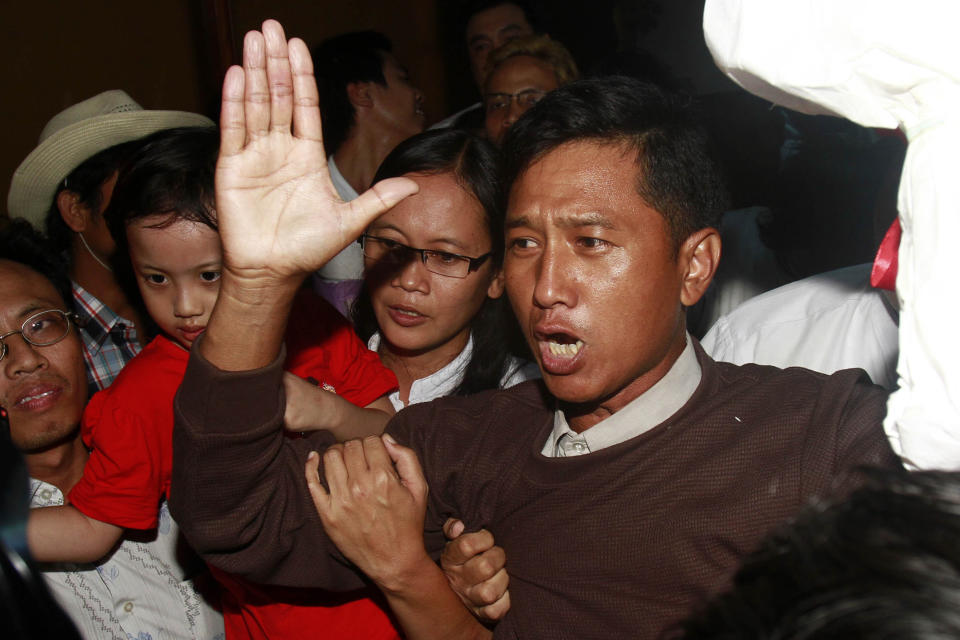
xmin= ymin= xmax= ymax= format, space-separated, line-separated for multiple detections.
xmin=283 ymin=288 xmax=397 ymax=408
xmin=68 ymin=340 xmax=182 ymax=529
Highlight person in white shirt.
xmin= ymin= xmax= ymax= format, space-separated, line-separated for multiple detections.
xmin=349 ymin=128 xmax=538 ymax=409
xmin=701 ymin=263 xmax=899 ymax=390
xmin=309 ymin=31 xmax=426 ymax=312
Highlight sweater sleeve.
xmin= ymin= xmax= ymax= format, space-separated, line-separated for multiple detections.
xmin=170 ymin=339 xmax=368 ymax=589
xmin=801 ymin=368 xmax=902 ymax=500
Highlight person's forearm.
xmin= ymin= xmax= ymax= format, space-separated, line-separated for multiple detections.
xmin=200 ymin=272 xmax=301 ymax=371
xmin=171 ymin=344 xmax=367 ymax=589
xmin=28 ymin=505 xmax=122 ymax=564
xmin=378 ymin=554 xmax=493 ymax=640
xmin=300 ymin=392 xmax=393 ymax=440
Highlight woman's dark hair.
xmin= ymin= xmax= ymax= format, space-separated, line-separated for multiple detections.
xmin=352 ymin=128 xmax=528 ymax=395
xmin=103 ymin=125 xmax=220 ymax=339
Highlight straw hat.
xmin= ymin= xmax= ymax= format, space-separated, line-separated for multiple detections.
xmin=7 ymin=89 xmax=214 ymax=228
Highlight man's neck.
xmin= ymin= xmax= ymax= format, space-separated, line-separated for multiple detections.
xmin=26 ymin=436 xmax=89 ymax=495
xmin=564 ymin=331 xmax=689 ymax=433
xmin=333 ymin=128 xmax=405 ymax=196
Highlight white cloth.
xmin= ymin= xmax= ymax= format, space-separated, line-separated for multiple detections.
xmin=30 ymin=478 xmax=224 ymax=640
xmin=542 ymin=335 xmax=702 ymax=457
xmin=315 ymin=154 xmax=363 ymax=281
xmin=702 ymin=264 xmax=899 ymax=390
xmin=704 ymin=0 xmax=960 ymax=469
xmin=367 ymin=332 xmax=539 ymax=410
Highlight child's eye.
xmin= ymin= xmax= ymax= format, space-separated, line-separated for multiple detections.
xmin=145 ymin=274 xmax=167 ymax=285
xmin=200 ymin=271 xmax=221 ymax=283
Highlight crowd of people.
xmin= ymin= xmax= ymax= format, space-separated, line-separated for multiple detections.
xmin=2 ymin=1 xmax=954 ymax=639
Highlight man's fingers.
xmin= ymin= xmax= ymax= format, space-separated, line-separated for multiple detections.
xmin=322 ymin=445 xmax=349 ymax=498
xmin=305 ymin=451 xmax=330 ymax=512
xmin=242 ymin=29 xmax=270 ymax=140
xmin=220 ymin=66 xmax=246 ymax=156
xmin=443 ymin=528 xmax=494 ymax=566
xmin=288 ymin=38 xmax=323 ymax=143
xmin=361 ymin=435 xmax=396 ymax=479
xmin=479 ymin=588 xmax=511 ymax=622
xmin=345 ymin=177 xmax=420 ymax=238
xmin=443 ymin=518 xmax=466 ymax=540
xmin=262 ymin=20 xmax=293 ymax=134
xmin=382 ymin=434 xmax=427 ymax=498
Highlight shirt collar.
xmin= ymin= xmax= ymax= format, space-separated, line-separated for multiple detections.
xmin=368 ymin=332 xmax=473 ymax=410
xmin=71 ymin=281 xmax=137 ymax=351
xmin=542 ymin=334 xmax=702 ymax=456
xmin=327 ymin=154 xmax=360 ymax=202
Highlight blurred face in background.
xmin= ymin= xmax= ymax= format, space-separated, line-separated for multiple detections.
xmin=465 ymin=3 xmax=533 ymax=90
xmin=483 ymin=55 xmax=559 ymax=145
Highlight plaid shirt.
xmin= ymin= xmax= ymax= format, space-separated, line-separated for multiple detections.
xmin=72 ymin=282 xmax=142 ymax=393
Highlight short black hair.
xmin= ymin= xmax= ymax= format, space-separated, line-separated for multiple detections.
xmin=0 ymin=219 xmax=73 ymax=308
xmin=502 ymin=76 xmax=729 ymax=251
xmin=681 ymin=469 xmax=960 ymax=639
xmin=310 ymin=31 xmax=392 ymax=155
xmin=354 ymin=128 xmax=528 ymax=395
xmin=43 ymin=139 xmax=144 ymax=256
xmin=461 ymin=0 xmax=540 ymax=36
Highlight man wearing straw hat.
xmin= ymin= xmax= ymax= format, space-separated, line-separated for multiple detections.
xmin=7 ymin=90 xmax=212 ymax=392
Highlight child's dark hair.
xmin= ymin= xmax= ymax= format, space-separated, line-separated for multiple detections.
xmin=351 ymin=128 xmax=528 ymax=395
xmin=103 ymin=126 xmax=219 ymax=337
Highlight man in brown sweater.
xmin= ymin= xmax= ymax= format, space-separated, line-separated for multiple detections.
xmin=170 ymin=20 xmax=899 ymax=640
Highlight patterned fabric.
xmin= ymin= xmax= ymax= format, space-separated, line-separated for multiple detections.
xmin=72 ymin=282 xmax=141 ymax=393
xmin=30 ymin=478 xmax=224 ymax=640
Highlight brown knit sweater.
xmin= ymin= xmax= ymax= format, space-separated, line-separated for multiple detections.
xmin=171 ymin=343 xmax=899 ymax=640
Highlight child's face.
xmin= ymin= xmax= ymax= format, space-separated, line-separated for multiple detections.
xmin=127 ymin=215 xmax=222 ymax=350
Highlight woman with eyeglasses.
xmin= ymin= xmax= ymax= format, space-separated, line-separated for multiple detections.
xmin=350 ymin=128 xmax=538 ymax=409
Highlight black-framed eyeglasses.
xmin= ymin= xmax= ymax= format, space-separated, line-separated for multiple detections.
xmin=0 ymin=309 xmax=78 ymax=362
xmin=359 ymin=235 xmax=493 ymax=279
xmin=483 ymin=89 xmax=548 ymax=114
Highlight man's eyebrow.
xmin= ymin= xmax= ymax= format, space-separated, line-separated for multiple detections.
xmin=554 ymin=212 xmax=615 ymax=230
xmin=498 ymin=24 xmax=528 ymax=36
xmin=468 ymin=34 xmax=492 ymax=46
xmin=505 ymin=212 xmax=615 ymax=231
xmin=9 ymin=301 xmax=60 ymax=323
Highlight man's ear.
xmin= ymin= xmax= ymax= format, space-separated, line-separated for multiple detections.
xmin=346 ymin=82 xmax=374 ymax=110
xmin=486 ymin=267 xmax=505 ymax=299
xmin=678 ymin=228 xmax=721 ymax=307
xmin=56 ymin=190 xmax=91 ymax=233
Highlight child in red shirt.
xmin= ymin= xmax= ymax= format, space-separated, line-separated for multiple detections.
xmin=27 ymin=127 xmax=403 ymax=639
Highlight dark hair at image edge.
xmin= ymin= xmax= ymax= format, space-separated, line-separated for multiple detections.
xmin=679 ymin=468 xmax=960 ymax=639
xmin=501 ymin=76 xmax=729 ymax=251
xmin=103 ymin=125 xmax=220 ymax=340
xmin=0 ymin=219 xmax=73 ymax=309
xmin=353 ymin=128 xmax=529 ymax=395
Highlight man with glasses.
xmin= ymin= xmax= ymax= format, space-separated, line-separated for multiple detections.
xmin=0 ymin=220 xmax=223 ymax=640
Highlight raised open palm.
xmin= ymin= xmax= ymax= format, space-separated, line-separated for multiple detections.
xmin=215 ymin=20 xmax=418 ymax=281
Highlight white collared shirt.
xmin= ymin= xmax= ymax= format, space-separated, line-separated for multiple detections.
xmin=368 ymin=332 xmax=539 ymax=410
xmin=542 ymin=335 xmax=702 ymax=457
xmin=31 ymin=478 xmax=224 ymax=640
